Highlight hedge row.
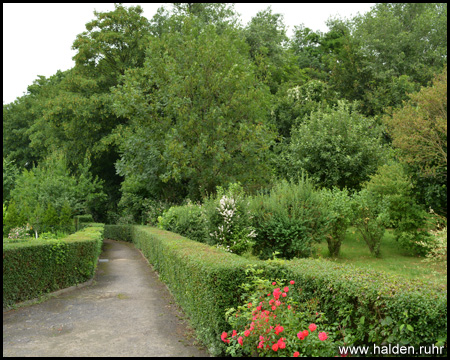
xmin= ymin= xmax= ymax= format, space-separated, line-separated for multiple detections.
xmin=3 ymin=224 xmax=104 ymax=308
xmin=104 ymin=224 xmax=132 ymax=242
xmin=73 ymin=214 xmax=94 ymax=231
xmin=109 ymin=226 xmax=447 ymax=356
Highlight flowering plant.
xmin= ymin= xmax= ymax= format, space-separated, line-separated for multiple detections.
xmin=223 ymin=266 xmax=342 ymax=357
xmin=204 ymin=183 xmax=256 ymax=255
xmin=7 ymin=224 xmax=32 ymax=240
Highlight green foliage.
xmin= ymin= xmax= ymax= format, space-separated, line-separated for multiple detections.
xmin=3 ymin=224 xmax=104 ymax=308
xmin=202 ymin=183 xmax=256 ymax=255
xmin=113 ymin=16 xmax=276 ymax=201
xmin=320 ymin=187 xmax=353 ymax=257
xmin=3 ymin=201 xmax=27 ymax=238
xmin=103 ymin=225 xmax=132 ymax=242
xmin=157 ymin=201 xmax=207 ymax=244
xmin=249 ymin=178 xmax=327 ymax=260
xmin=9 ymin=152 xmax=105 ymax=237
xmin=3 ymin=158 xmax=19 ymax=204
xmin=351 ymin=189 xmax=390 ymax=257
xmin=362 ymin=160 xmax=437 ymax=256
xmin=283 ymin=101 xmax=385 ymax=190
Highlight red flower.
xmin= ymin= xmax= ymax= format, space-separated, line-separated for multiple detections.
xmin=272 ymin=282 xmax=277 ymax=285
xmin=278 ymin=338 xmax=286 ymax=349
xmin=284 ymin=286 xmax=289 ymax=292
xmin=244 ymin=330 xmax=251 ymax=337
xmin=309 ymin=323 xmax=317 ymax=332
xmin=293 ymin=351 xmax=300 ymax=357
xmin=318 ymin=332 xmax=328 ymax=341
xmin=232 ymin=330 xmax=237 ymax=337
xmin=258 ymin=341 xmax=264 ymax=349
xmin=272 ymin=305 xmax=277 ymax=311
xmin=303 ymin=330 xmax=309 ymax=337
xmin=282 ymin=293 xmax=287 ymax=297
xmin=221 ymin=332 xmax=228 ymax=342
xmin=290 ymin=280 xmax=295 ymax=285
xmin=275 ymin=325 xmax=284 ymax=335
xmin=238 ymin=336 xmax=243 ymax=346
xmin=297 ymin=331 xmax=305 ymax=340
xmin=248 ymin=302 xmax=252 ymax=308
xmin=272 ymin=343 xmax=279 ymax=352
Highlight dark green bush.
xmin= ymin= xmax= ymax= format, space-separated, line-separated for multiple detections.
xmin=157 ymin=201 xmax=207 ymax=243
xmin=74 ymin=214 xmax=94 ymax=231
xmin=3 ymin=224 xmax=104 ymax=308
xmin=249 ymin=178 xmax=327 ymax=259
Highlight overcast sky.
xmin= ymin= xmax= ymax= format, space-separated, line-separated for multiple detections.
xmin=3 ymin=3 xmax=375 ymax=105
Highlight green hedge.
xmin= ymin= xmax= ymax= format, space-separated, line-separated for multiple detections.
xmin=104 ymin=225 xmax=132 ymax=242
xmin=74 ymin=214 xmax=94 ymax=231
xmin=3 ymin=224 xmax=104 ymax=308
xmin=106 ymin=226 xmax=447 ymax=356
xmin=276 ymin=259 xmax=447 ymax=354
xmin=131 ymin=226 xmax=252 ymax=356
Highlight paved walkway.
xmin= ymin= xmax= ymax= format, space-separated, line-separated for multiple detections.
xmin=3 ymin=239 xmax=210 ymax=357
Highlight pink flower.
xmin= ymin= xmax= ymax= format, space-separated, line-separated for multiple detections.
xmin=287 ymin=305 xmax=291 ymax=310
xmin=238 ymin=336 xmax=243 ymax=346
xmin=290 ymin=280 xmax=295 ymax=285
xmin=309 ymin=323 xmax=317 ymax=332
xmin=259 ymin=335 xmax=265 ymax=341
xmin=272 ymin=343 xmax=279 ymax=352
xmin=232 ymin=330 xmax=237 ymax=337
xmin=275 ymin=300 xmax=281 ymax=306
xmin=318 ymin=332 xmax=328 ymax=341
xmin=248 ymin=302 xmax=252 ymax=308
xmin=221 ymin=332 xmax=228 ymax=342
xmin=303 ymin=330 xmax=309 ymax=338
xmin=278 ymin=338 xmax=286 ymax=349
xmin=284 ymin=286 xmax=289 ymax=292
xmin=297 ymin=331 xmax=305 ymax=340
xmin=272 ymin=282 xmax=277 ymax=285
xmin=274 ymin=325 xmax=284 ymax=335
xmin=282 ymin=292 xmax=287 ymax=297
xmin=257 ymin=341 xmax=264 ymax=349
xmin=272 ymin=305 xmax=277 ymax=311
xmin=244 ymin=330 xmax=251 ymax=337
xmin=293 ymin=351 xmax=300 ymax=357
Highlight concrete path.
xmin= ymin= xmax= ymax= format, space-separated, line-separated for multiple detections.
xmin=3 ymin=239 xmax=210 ymax=357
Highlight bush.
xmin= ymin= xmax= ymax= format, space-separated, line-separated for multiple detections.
xmin=157 ymin=201 xmax=207 ymax=243
xmin=249 ymin=178 xmax=327 ymax=260
xmin=351 ymin=189 xmax=389 ymax=257
xmin=203 ymin=183 xmax=256 ymax=255
xmin=363 ymin=161 xmax=436 ymax=256
xmin=104 ymin=224 xmax=132 ymax=242
xmin=320 ymin=187 xmax=353 ymax=257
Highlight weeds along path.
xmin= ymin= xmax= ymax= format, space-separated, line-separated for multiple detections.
xmin=3 ymin=239 xmax=209 ymax=357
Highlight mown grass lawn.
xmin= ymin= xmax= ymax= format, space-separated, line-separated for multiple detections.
xmin=315 ymin=228 xmax=447 ymax=288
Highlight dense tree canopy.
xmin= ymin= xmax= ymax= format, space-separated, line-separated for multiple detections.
xmin=3 ymin=3 xmax=447 ymax=222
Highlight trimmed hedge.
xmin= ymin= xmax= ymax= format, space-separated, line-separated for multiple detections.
xmin=74 ymin=214 xmax=94 ymax=231
xmin=105 ymin=225 xmax=447 ymax=356
xmin=277 ymin=259 xmax=447 ymax=353
xmin=104 ymin=225 xmax=132 ymax=242
xmin=3 ymin=224 xmax=104 ymax=308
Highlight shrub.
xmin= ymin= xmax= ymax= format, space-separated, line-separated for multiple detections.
xmin=351 ymin=189 xmax=389 ymax=257
xmin=104 ymin=224 xmax=132 ymax=242
xmin=420 ymin=226 xmax=447 ymax=262
xmin=249 ymin=178 xmax=327 ymax=260
xmin=203 ymin=183 xmax=256 ymax=255
xmin=319 ymin=187 xmax=353 ymax=257
xmin=7 ymin=224 xmax=32 ymax=240
xmin=157 ymin=201 xmax=207 ymax=243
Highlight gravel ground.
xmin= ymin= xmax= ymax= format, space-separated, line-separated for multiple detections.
xmin=3 ymin=239 xmax=210 ymax=357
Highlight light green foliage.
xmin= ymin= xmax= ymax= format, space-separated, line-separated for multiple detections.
xmin=320 ymin=187 xmax=353 ymax=257
xmin=351 ymin=189 xmax=390 ymax=257
xmin=420 ymin=226 xmax=447 ymax=262
xmin=202 ymin=183 xmax=256 ymax=255
xmin=157 ymin=201 xmax=207 ymax=243
xmin=249 ymin=178 xmax=327 ymax=260
xmin=9 ymin=152 xmax=105 ymax=238
xmin=283 ymin=101 xmax=385 ymax=190
xmin=363 ymin=160 xmax=437 ymax=256
xmin=113 ymin=17 xmax=276 ymax=201
xmin=3 ymin=158 xmax=20 ymax=204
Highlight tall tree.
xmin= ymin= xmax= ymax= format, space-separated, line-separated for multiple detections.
xmin=113 ymin=17 xmax=276 ymax=201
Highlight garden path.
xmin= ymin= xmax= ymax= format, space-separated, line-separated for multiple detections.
xmin=3 ymin=239 xmax=210 ymax=357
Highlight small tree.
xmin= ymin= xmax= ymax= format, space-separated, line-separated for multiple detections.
xmin=320 ymin=187 xmax=353 ymax=257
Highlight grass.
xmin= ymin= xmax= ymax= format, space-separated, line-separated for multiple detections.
xmin=315 ymin=227 xmax=447 ymax=287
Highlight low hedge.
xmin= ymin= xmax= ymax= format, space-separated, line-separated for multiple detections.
xmin=106 ymin=226 xmax=447 ymax=356
xmin=3 ymin=224 xmax=104 ymax=308
xmin=275 ymin=259 xmax=447 ymax=354
xmin=104 ymin=225 xmax=132 ymax=242
xmin=131 ymin=226 xmax=252 ymax=356
xmin=74 ymin=214 xmax=94 ymax=231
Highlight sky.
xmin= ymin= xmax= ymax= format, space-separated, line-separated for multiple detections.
xmin=3 ymin=3 xmax=375 ymax=105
